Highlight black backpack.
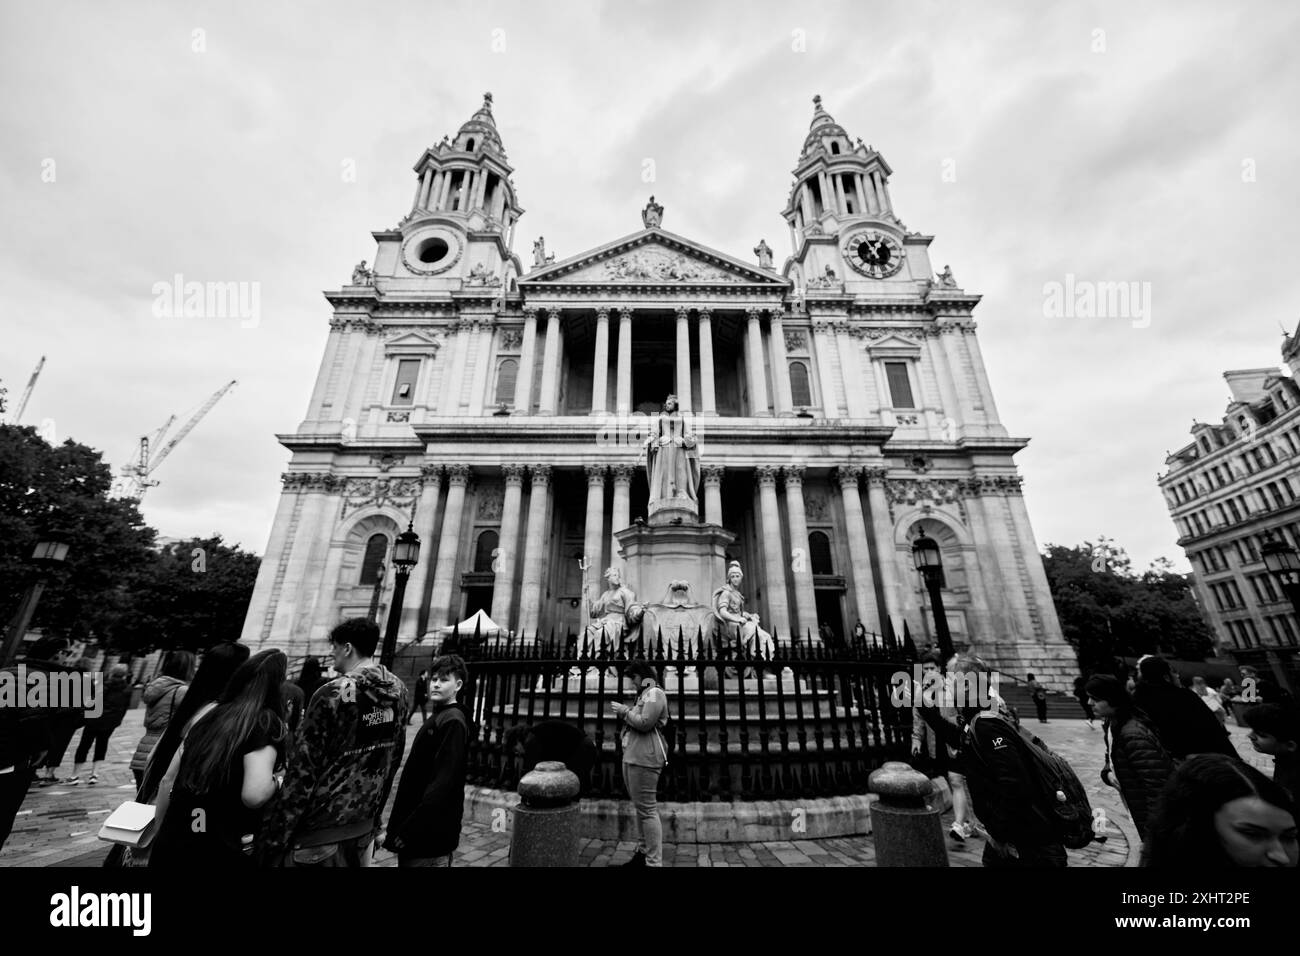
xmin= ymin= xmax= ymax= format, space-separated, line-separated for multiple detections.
xmin=970 ymin=712 xmax=1096 ymax=850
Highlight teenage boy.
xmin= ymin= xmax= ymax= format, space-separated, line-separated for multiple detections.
xmin=1244 ymin=702 xmax=1299 ymax=801
xmin=258 ymin=617 xmax=409 ymax=866
xmin=384 ymin=655 xmax=470 ymax=867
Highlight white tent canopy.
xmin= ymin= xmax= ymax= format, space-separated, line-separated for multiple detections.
xmin=407 ymin=608 xmax=508 ymax=647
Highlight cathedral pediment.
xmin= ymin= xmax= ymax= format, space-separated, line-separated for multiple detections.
xmin=520 ymin=229 xmax=788 ymax=288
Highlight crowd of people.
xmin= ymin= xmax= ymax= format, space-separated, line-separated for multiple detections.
xmin=3 ymin=629 xmax=1296 ymax=869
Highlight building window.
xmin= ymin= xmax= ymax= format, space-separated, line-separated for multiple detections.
xmin=809 ymin=531 xmax=834 ymax=574
xmin=789 ymin=361 xmax=812 ymax=407
xmin=884 ymin=361 xmax=915 ymax=409
xmin=391 ymin=358 xmax=421 ymax=406
xmin=473 ymin=529 xmax=498 ymax=573
xmin=360 ymin=533 xmax=387 ymax=585
xmin=494 ymin=358 xmax=518 ymax=406
xmin=1244 ymin=619 xmax=1260 ymax=645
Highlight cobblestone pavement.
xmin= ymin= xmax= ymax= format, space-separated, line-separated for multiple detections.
xmin=1 ymin=709 xmax=1272 ymax=868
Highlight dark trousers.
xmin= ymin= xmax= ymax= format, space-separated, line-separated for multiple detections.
xmin=1034 ymin=699 xmax=1048 ymax=722
xmin=74 ymin=723 xmax=116 ymax=764
xmin=0 ymin=767 xmax=34 ymax=849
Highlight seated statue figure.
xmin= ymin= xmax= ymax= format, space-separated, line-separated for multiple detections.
xmin=583 ymin=566 xmax=637 ymax=647
xmin=711 ymin=561 xmax=776 ymax=672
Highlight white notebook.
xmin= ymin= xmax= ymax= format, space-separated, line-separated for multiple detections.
xmin=98 ymin=801 xmax=157 ymax=847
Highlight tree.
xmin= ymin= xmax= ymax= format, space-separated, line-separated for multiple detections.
xmin=1041 ymin=539 xmax=1214 ymax=674
xmin=0 ymin=423 xmax=157 ymax=642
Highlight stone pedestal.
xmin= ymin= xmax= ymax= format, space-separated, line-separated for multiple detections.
xmin=867 ymin=761 xmax=949 ymax=867
xmin=615 ymin=522 xmax=735 ymax=623
xmin=509 ymin=761 xmax=581 ymax=867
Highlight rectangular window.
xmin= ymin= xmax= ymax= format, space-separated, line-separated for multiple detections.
xmin=1244 ymin=619 xmax=1260 ymax=644
xmin=391 ymin=358 xmax=420 ymax=406
xmin=884 ymin=362 xmax=915 ymax=409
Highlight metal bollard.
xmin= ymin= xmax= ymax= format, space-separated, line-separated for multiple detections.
xmin=868 ymin=761 xmax=949 ymax=867
xmin=509 ymin=761 xmax=582 ymax=867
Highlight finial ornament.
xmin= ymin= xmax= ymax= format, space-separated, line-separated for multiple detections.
xmin=483 ymin=91 xmax=493 ymax=108
xmin=813 ymin=94 xmax=822 ymax=108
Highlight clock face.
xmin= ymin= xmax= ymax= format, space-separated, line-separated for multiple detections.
xmin=845 ymin=230 xmax=904 ymax=278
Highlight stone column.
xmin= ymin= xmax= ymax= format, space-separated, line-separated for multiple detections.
xmin=980 ymin=477 xmax=1032 ymax=642
xmin=538 ymin=309 xmax=561 ymax=415
xmin=697 ymin=308 xmax=717 ymax=415
xmin=938 ymin=324 xmax=978 ymax=424
xmin=400 ymin=466 xmax=444 ymax=636
xmin=616 ymin=308 xmax=633 ymax=414
xmin=473 ymin=169 xmax=488 ymax=210
xmin=702 ymin=464 xmax=724 ymax=526
xmin=305 ymin=486 xmax=347 ymax=646
xmin=441 ymin=321 xmax=471 ymax=415
xmin=457 ymin=170 xmax=471 ymax=211
xmin=305 ymin=322 xmax=346 ymax=421
xmin=961 ymin=478 xmax=1011 ymax=645
xmin=341 ymin=322 xmax=381 ymax=425
xmin=836 ymin=322 xmax=869 ymax=419
xmin=926 ymin=329 xmax=962 ymax=439
xmin=467 ymin=318 xmax=493 ymax=415
xmin=428 ymin=465 xmax=471 ymax=627
xmin=863 ymin=172 xmax=880 ymax=215
xmin=862 ymin=467 xmax=903 ymax=635
xmin=833 ymin=175 xmax=848 ymax=216
xmin=854 ymin=175 xmax=868 ymax=215
xmin=783 ymin=466 xmax=820 ymax=640
xmin=963 ymin=327 xmax=1003 ymax=426
xmin=517 ymin=465 xmax=553 ymax=637
xmin=514 ymin=308 xmax=538 ymax=413
xmin=769 ymin=310 xmax=793 ymax=416
xmin=1005 ymin=477 xmax=1060 ymax=641
xmin=837 ymin=467 xmax=882 ymax=634
xmin=490 ymin=464 xmax=527 ymax=626
xmin=590 ymin=307 xmax=610 ymax=415
xmin=674 ymin=307 xmax=693 ymax=413
xmin=241 ymin=480 xmax=302 ymax=645
xmin=583 ymin=465 xmax=607 ymax=581
xmin=417 ymin=169 xmax=433 ymax=210
xmin=756 ymin=466 xmax=792 ymax=637
xmin=610 ymin=464 xmax=633 ymax=571
xmin=746 ymin=308 xmax=770 ymax=416
xmin=811 ymin=321 xmax=840 ymax=418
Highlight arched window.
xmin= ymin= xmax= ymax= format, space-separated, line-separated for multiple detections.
xmin=809 ymin=531 xmax=834 ymax=574
xmin=789 ymin=361 xmax=812 ymax=407
xmin=830 ymin=141 xmax=840 ymax=155
xmin=466 ymin=138 xmax=476 ymax=151
xmin=473 ymin=530 xmax=498 ymax=572
xmin=360 ymin=533 xmax=387 ymax=585
xmin=495 ymin=359 xmax=518 ymax=406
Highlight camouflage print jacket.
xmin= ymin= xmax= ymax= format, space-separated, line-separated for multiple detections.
xmin=257 ymin=662 xmax=408 ymax=858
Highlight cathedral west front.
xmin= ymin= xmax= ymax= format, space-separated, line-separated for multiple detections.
xmin=239 ymin=93 xmax=1077 ymax=688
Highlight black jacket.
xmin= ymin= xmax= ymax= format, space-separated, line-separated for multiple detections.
xmin=385 ymin=703 xmax=468 ymax=858
xmin=1107 ymin=711 xmax=1176 ymax=838
xmin=951 ymin=711 xmax=1059 ymax=851
xmin=0 ymin=660 xmax=87 ymax=771
xmin=1132 ymin=682 xmax=1236 ymax=760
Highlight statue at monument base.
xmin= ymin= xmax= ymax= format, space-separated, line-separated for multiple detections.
xmin=583 ymin=566 xmax=638 ymax=648
xmin=712 ymin=561 xmax=777 ymax=679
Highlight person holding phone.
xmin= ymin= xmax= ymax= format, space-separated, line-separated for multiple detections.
xmin=610 ymin=659 xmax=668 ymax=868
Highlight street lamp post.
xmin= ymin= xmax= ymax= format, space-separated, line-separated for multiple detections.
xmin=1 ymin=538 xmax=71 ymax=665
xmin=380 ymin=523 xmax=421 ymax=669
xmin=1261 ymin=531 xmax=1300 ymax=695
xmin=911 ymin=529 xmax=954 ymax=660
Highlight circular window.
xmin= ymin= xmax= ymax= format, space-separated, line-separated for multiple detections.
xmin=417 ymin=237 xmax=450 ymax=264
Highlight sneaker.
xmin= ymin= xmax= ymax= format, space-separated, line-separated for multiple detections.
xmin=88 ymin=773 xmax=98 ymax=786
xmin=63 ymin=776 xmax=80 ymax=786
xmin=949 ymin=822 xmax=966 ymax=842
xmin=620 ymin=850 xmax=648 ymax=867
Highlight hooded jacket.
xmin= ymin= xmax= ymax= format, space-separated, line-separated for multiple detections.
xmin=1132 ymin=682 xmax=1237 ymax=760
xmin=256 ymin=662 xmax=408 ymax=856
xmin=385 ymin=702 xmax=468 ymax=857
xmin=1106 ymin=710 xmax=1176 ymax=838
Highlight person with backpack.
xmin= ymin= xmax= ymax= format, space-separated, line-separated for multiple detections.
xmin=920 ymin=654 xmax=1094 ymax=867
xmin=610 ymin=659 xmax=668 ymax=868
xmin=1085 ymin=675 xmax=1177 ymax=842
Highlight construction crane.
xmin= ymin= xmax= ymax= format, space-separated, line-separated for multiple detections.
xmin=119 ymin=380 xmax=237 ymax=499
xmin=12 ymin=355 xmax=45 ymax=423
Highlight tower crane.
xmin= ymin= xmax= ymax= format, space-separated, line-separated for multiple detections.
xmin=12 ymin=356 xmax=45 ymax=423
xmin=119 ymin=380 xmax=237 ymax=499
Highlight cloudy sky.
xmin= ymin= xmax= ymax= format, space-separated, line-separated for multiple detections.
xmin=3 ymin=0 xmax=1298 ymax=571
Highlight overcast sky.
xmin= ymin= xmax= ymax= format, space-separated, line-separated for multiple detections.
xmin=3 ymin=0 xmax=1298 ymax=571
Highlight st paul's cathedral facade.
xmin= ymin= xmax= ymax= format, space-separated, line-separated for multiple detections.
xmin=240 ymin=93 xmax=1077 ymax=687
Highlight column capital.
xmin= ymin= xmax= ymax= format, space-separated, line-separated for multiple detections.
xmin=746 ymin=306 xmax=764 ymax=323
xmin=615 ymin=306 xmax=633 ymax=322
xmin=782 ymin=465 xmax=805 ymax=487
xmin=675 ymin=305 xmax=690 ymax=321
xmin=756 ymin=465 xmax=780 ymax=487
xmin=585 ymin=463 xmax=607 ymax=485
xmin=529 ymin=464 xmax=553 ymax=486
xmin=610 ymin=463 xmax=635 ymax=484
xmin=862 ymin=466 xmax=889 ymax=486
xmin=445 ymin=464 xmax=472 ymax=486
xmin=769 ymin=310 xmax=787 ymax=326
xmin=835 ymin=465 xmax=864 ymax=488
xmin=522 ymin=306 xmax=538 ymax=322
xmin=502 ymin=463 xmax=527 ymax=484
xmin=419 ymin=464 xmax=443 ymax=482
xmin=811 ymin=319 xmax=833 ymax=334
xmin=697 ymin=307 xmax=712 ymax=323
xmin=701 ymin=464 xmax=725 ymax=484
xmin=594 ymin=306 xmax=610 ymax=322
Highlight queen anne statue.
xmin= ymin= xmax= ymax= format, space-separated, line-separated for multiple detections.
xmin=644 ymin=394 xmax=699 ymax=508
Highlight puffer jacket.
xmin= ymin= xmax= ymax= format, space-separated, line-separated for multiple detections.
xmin=256 ymin=662 xmax=408 ymax=859
xmin=620 ymin=683 xmax=668 ymax=769
xmin=1107 ymin=711 xmax=1176 ymax=839
xmin=129 ymin=677 xmax=188 ymax=772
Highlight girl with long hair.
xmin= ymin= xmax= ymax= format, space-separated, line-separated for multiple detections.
xmin=1143 ymin=754 xmax=1297 ymax=868
xmin=1085 ymin=674 xmax=1177 ymax=842
xmin=129 ymin=650 xmax=196 ymax=788
xmin=149 ymin=650 xmax=288 ymax=869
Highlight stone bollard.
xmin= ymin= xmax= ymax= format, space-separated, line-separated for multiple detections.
xmin=868 ymin=761 xmax=949 ymax=867
xmin=509 ymin=761 xmax=582 ymax=867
